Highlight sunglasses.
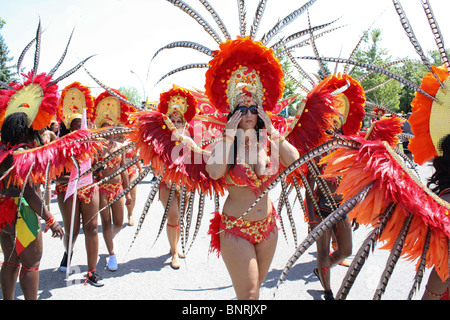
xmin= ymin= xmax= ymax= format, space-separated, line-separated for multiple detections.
xmin=236 ymin=105 xmax=258 ymax=115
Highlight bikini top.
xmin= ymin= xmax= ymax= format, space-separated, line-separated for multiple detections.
xmin=226 ymin=158 xmax=276 ymax=195
xmin=98 ymin=154 xmax=122 ymax=170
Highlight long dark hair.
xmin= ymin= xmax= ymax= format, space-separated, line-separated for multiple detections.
xmin=428 ymin=134 xmax=450 ymax=194
xmin=226 ymin=106 xmax=265 ymax=167
xmin=1 ymin=112 xmax=36 ymax=146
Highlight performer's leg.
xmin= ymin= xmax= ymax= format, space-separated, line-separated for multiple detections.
xmin=126 ymin=173 xmax=138 ymax=226
xmin=160 ymin=187 xmax=182 ymax=268
xmin=220 ymin=233 xmax=261 ymax=300
xmin=422 ymin=267 xmax=449 ymax=300
xmin=58 ymin=194 xmax=81 ymax=255
xmin=315 ymin=228 xmax=332 ymax=292
xmin=329 ymin=217 xmax=352 ymax=267
xmin=18 ymin=231 xmax=43 ymax=300
xmin=99 ymin=193 xmax=114 ymax=256
xmin=254 ymin=228 xmax=278 ymax=287
xmin=1 ymin=230 xmax=20 ymax=300
xmin=80 ymin=190 xmax=99 ymax=273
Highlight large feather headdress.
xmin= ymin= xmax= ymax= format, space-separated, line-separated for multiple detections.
xmin=0 ymin=20 xmax=93 ymax=131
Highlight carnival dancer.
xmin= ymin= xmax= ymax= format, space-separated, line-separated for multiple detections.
xmin=153 ymin=87 xmax=198 ymax=269
xmin=0 ymin=20 xmax=97 ymax=297
xmin=204 ymin=37 xmax=300 ymax=299
xmin=303 ymin=74 xmax=365 ymax=299
xmin=0 ymin=113 xmax=64 ymax=299
xmin=93 ymin=89 xmax=133 ymax=272
xmin=55 ymin=82 xmax=103 ymax=286
xmin=422 ymin=134 xmax=450 ymax=299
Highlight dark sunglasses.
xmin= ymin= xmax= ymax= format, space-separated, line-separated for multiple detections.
xmin=236 ymin=105 xmax=258 ymax=115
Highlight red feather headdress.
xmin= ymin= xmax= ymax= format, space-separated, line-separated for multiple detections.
xmin=0 ymin=72 xmax=59 ymax=131
xmin=93 ymin=89 xmax=136 ymax=128
xmin=205 ymin=36 xmax=285 ymax=114
xmin=157 ymin=85 xmax=197 ymax=123
xmin=59 ymin=82 xmax=94 ymax=128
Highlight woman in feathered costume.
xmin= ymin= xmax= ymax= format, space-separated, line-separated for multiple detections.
xmin=153 ymin=86 xmax=197 ymax=269
xmin=205 ymin=38 xmax=300 ymax=300
xmin=93 ymin=89 xmax=133 ymax=272
xmin=55 ymin=82 xmax=104 ymax=286
xmin=0 ymin=20 xmax=94 ymax=298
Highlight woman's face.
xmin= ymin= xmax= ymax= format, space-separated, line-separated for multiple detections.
xmin=50 ymin=122 xmax=59 ymax=132
xmin=236 ymin=105 xmax=258 ymax=131
xmin=170 ymin=114 xmax=184 ymax=130
xmin=70 ymin=118 xmax=81 ymax=132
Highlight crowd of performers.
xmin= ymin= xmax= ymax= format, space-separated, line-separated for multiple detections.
xmin=1 ymin=0 xmax=450 ymax=301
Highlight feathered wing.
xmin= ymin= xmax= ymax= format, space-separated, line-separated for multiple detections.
xmin=321 ymin=136 xmax=450 ymax=282
xmin=126 ymin=110 xmax=226 ymax=196
xmin=7 ymin=129 xmax=102 ymax=188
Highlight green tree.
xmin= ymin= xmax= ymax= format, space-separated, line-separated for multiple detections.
xmin=0 ymin=18 xmax=17 ymax=84
xmin=351 ymin=29 xmax=403 ymax=113
xmin=119 ymin=86 xmax=143 ymax=107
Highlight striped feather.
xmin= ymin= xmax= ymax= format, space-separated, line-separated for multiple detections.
xmin=40 ymin=160 xmax=51 ymax=216
xmin=48 ymin=27 xmax=75 ymax=77
xmin=155 ymin=63 xmax=209 ymax=86
xmin=99 ymin=165 xmax=154 ymax=222
xmin=47 ymin=55 xmax=95 ymax=88
xmin=17 ymin=37 xmax=36 ymax=76
xmin=238 ymin=0 xmax=247 ymax=38
xmin=82 ymin=65 xmax=142 ymax=111
xmin=281 ymin=179 xmax=297 ymax=248
xmin=336 ymin=202 xmax=395 ymax=300
xmin=184 ymin=191 xmax=195 ymax=250
xmin=261 ymin=0 xmax=317 ymax=46
xmin=167 ymin=0 xmax=222 ymax=44
xmin=0 ymin=81 xmax=16 ymax=91
xmin=274 ymin=182 xmax=374 ymax=297
xmin=271 ymin=19 xmax=340 ymax=51
xmin=199 ymin=0 xmax=231 ymax=40
xmin=250 ymin=0 xmax=267 ymax=40
xmin=80 ymin=142 xmax=136 ymax=179
xmin=32 ymin=18 xmax=42 ymax=80
xmin=373 ymin=214 xmax=413 ymax=300
xmin=307 ymin=10 xmax=328 ymax=78
xmin=276 ymin=184 xmax=289 ymax=244
xmin=151 ymin=41 xmax=214 ymax=62
xmin=295 ymin=56 xmax=438 ymax=101
xmin=127 ymin=169 xmax=163 ymax=253
xmin=187 ymin=191 xmax=206 ymax=254
xmin=178 ymin=186 xmax=187 ymax=257
xmin=152 ymin=183 xmax=176 ymax=248
xmin=421 ymin=0 xmax=450 ymax=73
xmin=358 ymin=59 xmax=412 ymax=82
xmin=292 ymin=176 xmax=311 ymax=232
xmin=285 ymin=49 xmax=315 ymax=88
xmin=407 ymin=227 xmax=431 ymax=300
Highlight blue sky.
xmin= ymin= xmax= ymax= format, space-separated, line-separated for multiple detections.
xmin=1 ymin=0 xmax=449 ymax=101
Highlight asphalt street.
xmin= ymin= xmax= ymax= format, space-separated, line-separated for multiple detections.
xmin=0 ymin=161 xmax=436 ymax=301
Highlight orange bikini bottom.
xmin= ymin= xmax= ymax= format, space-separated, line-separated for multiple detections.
xmin=208 ymin=205 xmax=277 ymax=256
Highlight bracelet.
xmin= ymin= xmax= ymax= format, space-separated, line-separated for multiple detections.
xmin=274 ymin=135 xmax=286 ymax=143
xmin=45 ymin=215 xmax=56 ymax=228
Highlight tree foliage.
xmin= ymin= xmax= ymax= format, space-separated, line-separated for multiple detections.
xmin=0 ymin=18 xmax=17 ymax=84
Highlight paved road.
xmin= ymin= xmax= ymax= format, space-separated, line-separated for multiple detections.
xmin=0 ymin=161 xmax=435 ymax=301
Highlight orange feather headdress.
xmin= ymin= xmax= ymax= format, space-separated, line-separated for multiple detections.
xmin=205 ymin=36 xmax=285 ymax=114
xmin=408 ymin=65 xmax=450 ymax=164
xmin=157 ymin=85 xmax=197 ymax=123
